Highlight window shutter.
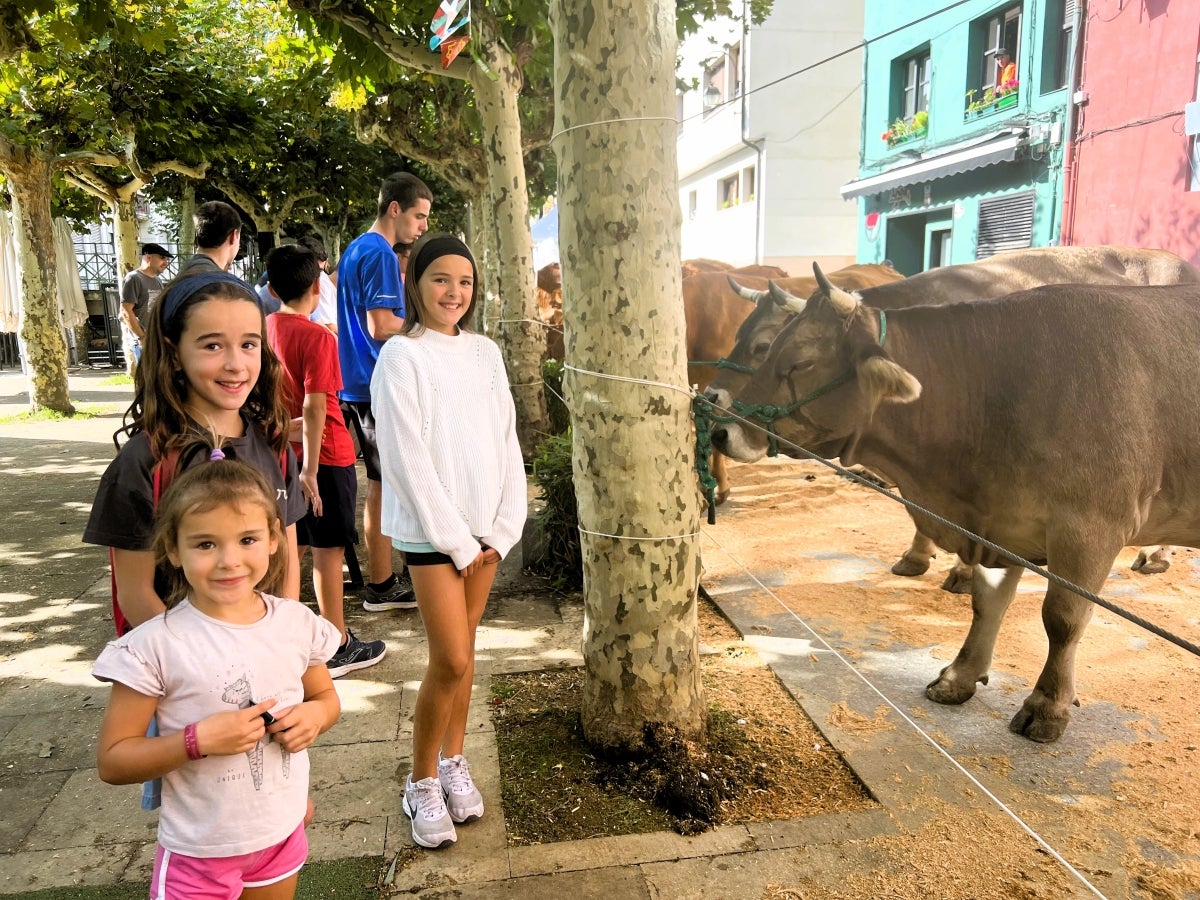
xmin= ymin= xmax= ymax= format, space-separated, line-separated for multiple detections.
xmin=976 ymin=192 xmax=1035 ymax=259
xmin=1063 ymin=0 xmax=1077 ymax=27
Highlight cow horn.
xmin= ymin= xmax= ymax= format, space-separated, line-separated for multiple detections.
xmin=726 ymin=275 xmax=766 ymax=302
xmin=813 ymin=261 xmax=858 ymax=317
xmin=813 ymin=262 xmax=834 ymax=295
xmin=768 ymin=280 xmax=807 ymax=314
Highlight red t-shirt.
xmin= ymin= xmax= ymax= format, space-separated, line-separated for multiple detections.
xmin=266 ymin=312 xmax=356 ymax=467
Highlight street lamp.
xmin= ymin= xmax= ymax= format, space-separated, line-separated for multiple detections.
xmin=703 ymin=83 xmax=721 ymax=111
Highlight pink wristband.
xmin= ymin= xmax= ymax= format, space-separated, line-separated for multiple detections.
xmin=183 ymin=723 xmax=205 ymax=761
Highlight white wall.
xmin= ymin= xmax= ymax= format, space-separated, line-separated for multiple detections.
xmin=677 ymin=3 xmax=864 ymax=272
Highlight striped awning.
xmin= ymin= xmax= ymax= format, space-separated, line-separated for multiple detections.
xmin=841 ymin=132 xmax=1024 ymax=200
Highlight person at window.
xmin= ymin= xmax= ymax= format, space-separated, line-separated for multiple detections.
xmin=995 ymin=48 xmax=1016 ymax=91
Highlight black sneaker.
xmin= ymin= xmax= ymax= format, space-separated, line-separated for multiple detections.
xmin=362 ymin=570 xmax=417 ymax=611
xmin=327 ymin=630 xmax=387 ymax=678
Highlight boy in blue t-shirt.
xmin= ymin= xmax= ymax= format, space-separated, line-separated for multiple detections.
xmin=337 ymin=172 xmax=432 ymax=612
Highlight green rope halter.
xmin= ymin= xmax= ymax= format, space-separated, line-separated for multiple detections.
xmin=691 ymin=310 xmax=888 ymax=522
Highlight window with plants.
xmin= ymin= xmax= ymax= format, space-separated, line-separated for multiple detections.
xmin=884 ymin=50 xmax=930 ymax=148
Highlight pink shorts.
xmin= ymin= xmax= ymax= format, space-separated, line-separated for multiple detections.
xmin=149 ymin=822 xmax=307 ymax=899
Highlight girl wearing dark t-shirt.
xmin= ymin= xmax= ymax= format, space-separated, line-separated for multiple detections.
xmin=84 ymin=271 xmax=304 ymax=634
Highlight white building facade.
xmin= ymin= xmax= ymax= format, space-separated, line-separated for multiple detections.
xmin=677 ymin=3 xmax=865 ymax=274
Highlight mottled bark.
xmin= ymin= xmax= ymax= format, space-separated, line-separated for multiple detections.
xmin=471 ymin=29 xmax=549 ymax=453
xmin=551 ymin=0 xmax=704 ymax=751
xmin=0 ymin=140 xmax=73 ymax=414
xmin=114 ymin=197 xmax=141 ymax=278
xmin=179 ymin=182 xmax=196 ymax=255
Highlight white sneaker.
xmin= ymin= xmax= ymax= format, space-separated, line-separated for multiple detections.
xmin=403 ymin=775 xmax=457 ymax=848
xmin=438 ymin=754 xmax=485 ymax=823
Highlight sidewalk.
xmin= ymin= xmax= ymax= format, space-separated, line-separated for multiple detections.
xmin=0 ymin=369 xmax=1114 ymax=898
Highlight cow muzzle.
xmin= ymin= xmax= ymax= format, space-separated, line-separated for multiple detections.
xmin=711 ymin=421 xmax=767 ymax=462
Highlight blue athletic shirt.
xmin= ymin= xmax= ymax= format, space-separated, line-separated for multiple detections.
xmin=337 ymin=231 xmax=404 ymax=401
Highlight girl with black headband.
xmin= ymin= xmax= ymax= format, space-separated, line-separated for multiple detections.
xmin=85 ymin=271 xmax=306 ymax=637
xmin=370 ymin=233 xmax=528 ymax=849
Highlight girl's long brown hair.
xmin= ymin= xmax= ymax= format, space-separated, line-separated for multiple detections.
xmin=116 ymin=280 xmax=290 ymax=461
xmin=151 ymin=451 xmax=287 ymax=607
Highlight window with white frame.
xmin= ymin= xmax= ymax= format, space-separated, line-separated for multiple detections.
xmin=742 ymin=165 xmax=756 ymax=202
xmin=980 ymin=5 xmax=1021 ymax=93
xmin=718 ymin=174 xmax=739 ymax=209
xmin=903 ymin=52 xmax=931 ymax=118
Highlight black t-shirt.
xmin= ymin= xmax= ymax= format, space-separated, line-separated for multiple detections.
xmin=83 ymin=426 xmax=305 ymax=553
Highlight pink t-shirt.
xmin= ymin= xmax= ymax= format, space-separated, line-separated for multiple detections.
xmin=93 ymin=594 xmax=339 ymax=857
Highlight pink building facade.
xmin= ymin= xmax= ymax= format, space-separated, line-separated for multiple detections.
xmin=1064 ymin=1 xmax=1200 ymax=263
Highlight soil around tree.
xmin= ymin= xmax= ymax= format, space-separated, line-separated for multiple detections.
xmin=490 ymin=594 xmax=875 ymax=845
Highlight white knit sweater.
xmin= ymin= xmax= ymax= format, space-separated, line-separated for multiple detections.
xmin=371 ymin=328 xmax=528 ymax=570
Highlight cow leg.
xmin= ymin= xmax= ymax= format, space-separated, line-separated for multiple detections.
xmin=1009 ymin=545 xmax=1114 ymax=743
xmin=1131 ymin=545 xmax=1171 ymax=575
xmin=713 ymin=449 xmax=730 ymax=505
xmin=926 ymin=564 xmax=1022 ymax=705
xmin=939 ymin=559 xmax=975 ymax=595
xmin=891 ymin=530 xmax=935 ymax=576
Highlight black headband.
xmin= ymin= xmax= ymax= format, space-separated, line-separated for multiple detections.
xmin=411 ymin=235 xmax=476 ymax=284
xmin=159 ymin=271 xmax=261 ymax=331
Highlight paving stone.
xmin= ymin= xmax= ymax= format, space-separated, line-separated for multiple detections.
xmin=509 ymin=826 xmax=755 ymax=878
xmin=0 ymin=770 xmax=72 ymax=852
xmin=21 ymin=768 xmax=156 ymax=851
xmin=0 ymin=843 xmax=142 ymax=895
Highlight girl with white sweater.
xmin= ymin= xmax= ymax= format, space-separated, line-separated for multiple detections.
xmin=370 ymin=234 xmax=527 ymax=849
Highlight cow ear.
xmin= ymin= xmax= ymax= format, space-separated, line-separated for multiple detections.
xmin=856 ymin=350 xmax=921 ymax=410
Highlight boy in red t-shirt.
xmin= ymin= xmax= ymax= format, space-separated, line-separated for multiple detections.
xmin=265 ymin=244 xmax=386 ymax=677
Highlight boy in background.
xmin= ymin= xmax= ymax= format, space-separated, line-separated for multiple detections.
xmin=265 ymin=244 xmax=386 ymax=677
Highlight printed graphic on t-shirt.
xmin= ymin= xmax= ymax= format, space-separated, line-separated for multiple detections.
xmin=221 ymin=672 xmax=291 ymax=787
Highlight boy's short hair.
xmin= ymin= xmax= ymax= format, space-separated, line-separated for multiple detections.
xmin=194 ymin=201 xmax=243 ymax=249
xmin=298 ymin=235 xmax=328 ymax=262
xmin=378 ymin=172 xmax=433 ymax=218
xmin=266 ymin=244 xmax=320 ymax=304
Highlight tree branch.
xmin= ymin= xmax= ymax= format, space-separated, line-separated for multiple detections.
xmin=62 ymin=170 xmax=115 ymax=202
xmin=52 ymin=150 xmax=122 ymax=171
xmin=287 ymin=0 xmax=472 ymax=81
xmin=147 ymin=159 xmax=209 ymax=180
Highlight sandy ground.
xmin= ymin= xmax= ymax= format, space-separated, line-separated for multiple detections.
xmin=699 ymin=457 xmax=1200 ymax=900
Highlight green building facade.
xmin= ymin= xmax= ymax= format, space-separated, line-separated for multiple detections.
xmin=843 ymin=1 xmax=1076 ymax=274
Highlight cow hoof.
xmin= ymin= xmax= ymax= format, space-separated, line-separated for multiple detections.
xmin=715 ymin=488 xmax=730 ymax=506
xmin=1131 ymin=551 xmax=1170 ymax=575
xmin=1008 ymin=705 xmax=1067 ymax=743
xmin=925 ymin=670 xmax=976 ymax=705
xmin=891 ymin=555 xmax=930 ymax=577
xmin=939 ymin=568 xmax=973 ymax=594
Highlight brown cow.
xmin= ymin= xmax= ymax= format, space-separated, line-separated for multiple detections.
xmin=713 ymin=271 xmax=1200 ymax=742
xmin=686 ymin=264 xmax=902 ymax=504
xmin=681 ymin=258 xmax=734 ymax=279
xmin=706 ymin=246 xmax=1200 ymax=588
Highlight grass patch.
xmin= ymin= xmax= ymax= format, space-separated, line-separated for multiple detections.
xmin=0 ymin=403 xmax=117 ymax=424
xmin=98 ymin=374 xmax=133 ymax=386
xmin=11 ymin=856 xmax=385 ymax=899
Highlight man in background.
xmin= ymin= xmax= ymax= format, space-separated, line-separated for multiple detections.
xmin=176 ymin=201 xmax=244 ymax=278
xmin=119 ymin=242 xmax=172 ymax=377
xmin=337 ymin=171 xmax=431 ymax=612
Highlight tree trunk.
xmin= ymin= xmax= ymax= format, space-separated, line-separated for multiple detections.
xmin=469 ymin=188 xmax=502 ymax=336
xmin=0 ymin=141 xmax=73 ymax=414
xmin=179 ymin=182 xmax=196 ymax=255
xmin=470 ymin=33 xmax=549 ymax=454
xmin=113 ymin=196 xmax=141 ymax=278
xmin=551 ymin=0 xmax=704 ymax=751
